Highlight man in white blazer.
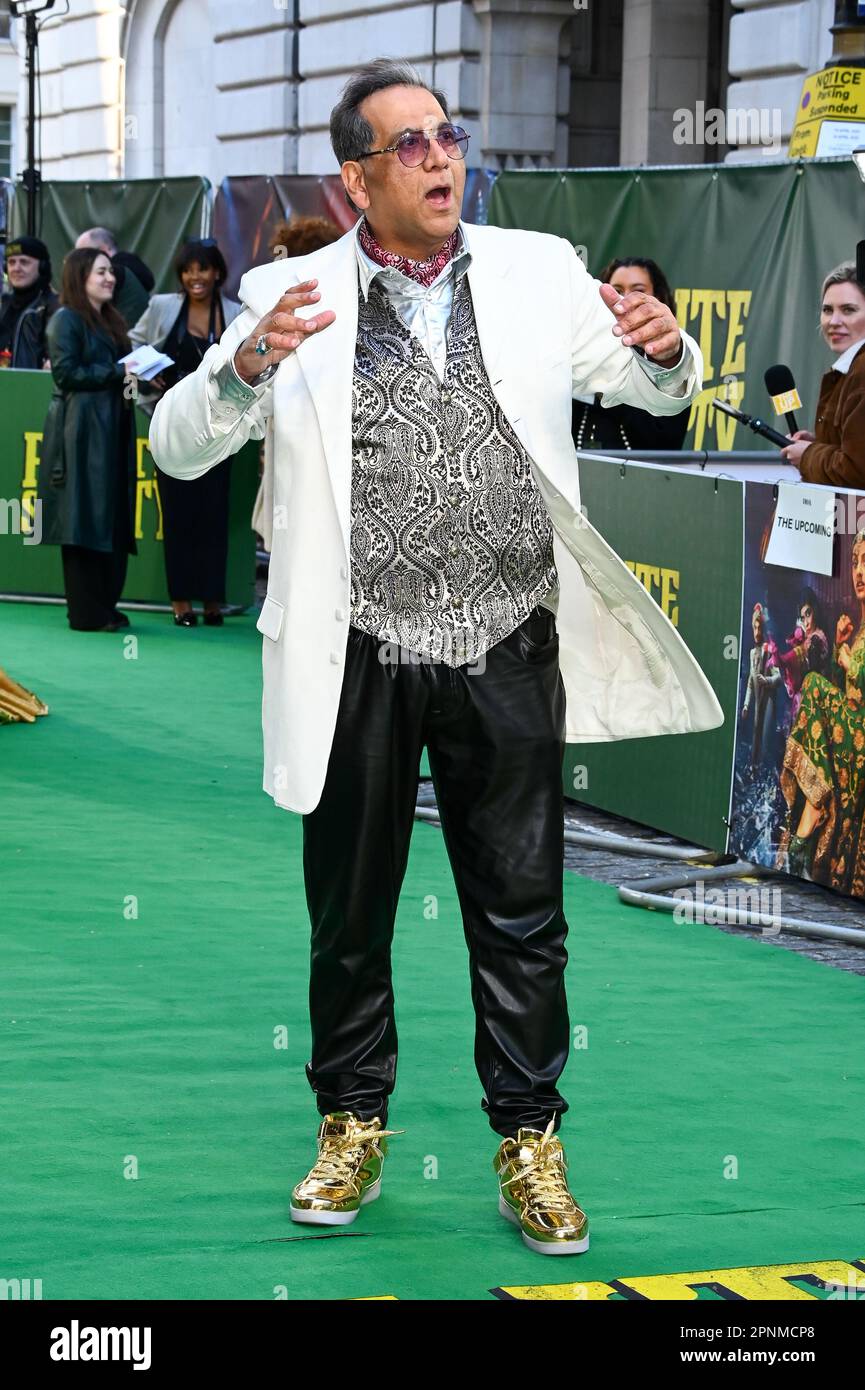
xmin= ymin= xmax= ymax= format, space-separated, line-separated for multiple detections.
xmin=151 ymin=59 xmax=722 ymax=1257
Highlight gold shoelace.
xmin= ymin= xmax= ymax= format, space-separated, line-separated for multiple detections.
xmin=500 ymin=1119 xmax=582 ymax=1214
xmin=307 ymin=1121 xmax=405 ymax=1186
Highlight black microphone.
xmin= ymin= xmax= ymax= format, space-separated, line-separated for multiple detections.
xmin=711 ymin=397 xmax=791 ymax=449
xmin=764 ymin=364 xmax=801 ymax=434
xmin=857 ymin=240 xmax=865 ymax=291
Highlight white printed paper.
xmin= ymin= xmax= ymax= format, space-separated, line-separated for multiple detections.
xmin=119 ymin=344 xmax=174 ymax=382
xmin=763 ymin=483 xmax=834 ymax=577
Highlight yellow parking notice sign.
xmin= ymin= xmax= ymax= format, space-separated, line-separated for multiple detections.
xmin=789 ymin=66 xmax=865 ymax=157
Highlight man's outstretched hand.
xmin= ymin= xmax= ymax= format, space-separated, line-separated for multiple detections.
xmin=234 ymin=279 xmax=336 ymax=384
xmin=599 ymin=282 xmax=682 ymax=366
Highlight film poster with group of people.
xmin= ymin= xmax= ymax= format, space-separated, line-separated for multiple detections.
xmin=731 ymin=480 xmax=865 ymax=899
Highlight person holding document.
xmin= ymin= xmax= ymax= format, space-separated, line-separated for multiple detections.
xmin=37 ymin=248 xmax=136 ymax=633
xmin=130 ymin=238 xmax=241 ymax=627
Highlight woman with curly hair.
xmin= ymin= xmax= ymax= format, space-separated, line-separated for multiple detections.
xmin=779 ymin=532 xmax=865 ymax=892
xmin=269 ymin=215 xmax=343 ymax=260
xmin=571 ymin=256 xmax=691 ymax=454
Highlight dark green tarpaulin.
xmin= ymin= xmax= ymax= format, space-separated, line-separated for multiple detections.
xmin=488 ymin=158 xmax=864 ymax=452
xmin=10 ymin=178 xmax=210 ymax=295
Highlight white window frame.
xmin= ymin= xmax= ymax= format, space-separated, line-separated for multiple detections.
xmin=0 ymin=104 xmax=13 ymax=180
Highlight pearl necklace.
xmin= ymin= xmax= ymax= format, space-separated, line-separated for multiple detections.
xmin=575 ymin=400 xmax=630 ymax=451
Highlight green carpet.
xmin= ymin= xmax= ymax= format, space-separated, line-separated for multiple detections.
xmin=3 ymin=601 xmax=865 ymax=1301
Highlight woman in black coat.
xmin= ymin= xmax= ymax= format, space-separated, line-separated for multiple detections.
xmin=38 ymin=248 xmax=136 ymax=632
xmin=572 ymin=257 xmax=691 ymax=453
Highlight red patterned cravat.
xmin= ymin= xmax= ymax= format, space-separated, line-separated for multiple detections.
xmin=358 ymin=218 xmax=459 ymax=288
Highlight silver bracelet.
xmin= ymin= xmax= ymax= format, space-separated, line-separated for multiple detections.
xmin=248 ymin=361 xmax=279 ymax=386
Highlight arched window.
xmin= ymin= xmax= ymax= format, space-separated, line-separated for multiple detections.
xmin=123 ymin=0 xmax=216 ymax=183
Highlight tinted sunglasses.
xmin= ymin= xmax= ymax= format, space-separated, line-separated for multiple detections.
xmin=357 ymin=122 xmax=470 ymax=168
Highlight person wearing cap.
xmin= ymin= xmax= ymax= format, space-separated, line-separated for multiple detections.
xmin=0 ymin=236 xmax=59 ymax=370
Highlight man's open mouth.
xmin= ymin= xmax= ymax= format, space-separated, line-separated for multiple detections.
xmin=426 ymin=186 xmax=451 ymax=205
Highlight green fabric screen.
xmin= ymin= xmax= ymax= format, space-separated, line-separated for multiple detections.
xmin=10 ymin=178 xmax=210 ymax=295
xmin=488 ymin=158 xmax=864 ymax=453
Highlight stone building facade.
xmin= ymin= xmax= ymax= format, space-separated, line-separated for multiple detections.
xmin=0 ymin=0 xmax=855 ymax=187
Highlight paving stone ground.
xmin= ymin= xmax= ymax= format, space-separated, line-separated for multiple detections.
xmin=415 ymin=780 xmax=865 ymax=979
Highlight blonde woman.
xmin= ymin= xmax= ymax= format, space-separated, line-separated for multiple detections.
xmin=781 ymin=263 xmax=865 ymax=488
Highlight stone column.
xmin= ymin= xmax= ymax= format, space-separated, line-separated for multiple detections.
xmin=471 ymin=0 xmax=574 ymax=168
xmin=620 ymin=0 xmax=713 ymax=165
xmin=36 ymin=0 xmax=125 ymax=180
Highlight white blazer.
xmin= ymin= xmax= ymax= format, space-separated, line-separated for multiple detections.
xmin=150 ymin=223 xmax=724 ymax=814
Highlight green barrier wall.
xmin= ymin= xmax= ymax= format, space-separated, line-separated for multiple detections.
xmin=0 ymin=370 xmax=258 ymax=609
xmin=565 ymin=458 xmax=743 ymax=852
xmin=488 ymin=159 xmax=863 ymax=454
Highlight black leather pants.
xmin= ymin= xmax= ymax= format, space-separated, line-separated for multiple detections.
xmin=301 ymin=605 xmax=571 ymax=1139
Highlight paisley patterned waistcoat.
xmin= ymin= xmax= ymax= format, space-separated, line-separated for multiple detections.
xmin=349 ymin=274 xmax=559 ymax=667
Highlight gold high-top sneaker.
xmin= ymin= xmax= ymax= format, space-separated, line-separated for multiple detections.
xmin=494 ymin=1119 xmax=590 ymax=1255
xmin=290 ymin=1112 xmax=403 ymax=1226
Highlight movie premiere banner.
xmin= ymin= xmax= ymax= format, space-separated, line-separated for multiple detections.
xmin=730 ymin=481 xmax=865 ymax=900
xmin=569 ymin=454 xmax=865 ymax=901
xmin=0 ymin=370 xmax=259 ymax=609
xmin=487 ymin=158 xmax=863 ymax=455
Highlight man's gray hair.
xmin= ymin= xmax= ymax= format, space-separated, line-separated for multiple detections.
xmin=329 ymin=58 xmax=450 ymax=166
xmin=79 ymin=226 xmax=118 ymax=255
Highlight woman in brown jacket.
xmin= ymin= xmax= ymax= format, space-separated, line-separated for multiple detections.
xmin=782 ymin=263 xmax=865 ymax=487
